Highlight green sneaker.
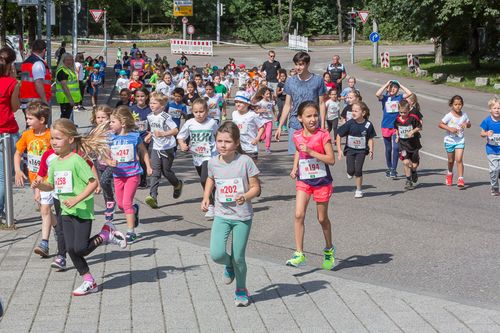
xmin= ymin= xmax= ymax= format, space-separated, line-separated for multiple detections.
xmin=322 ymin=246 xmax=336 ymax=270
xmin=145 ymin=195 xmax=158 ymax=209
xmin=286 ymin=251 xmax=305 ymax=267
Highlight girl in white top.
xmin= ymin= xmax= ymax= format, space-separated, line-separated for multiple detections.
xmin=156 ymin=72 xmax=176 ymax=98
xmin=231 ymin=90 xmax=265 ymax=161
xmin=178 ymin=98 xmax=219 ymax=219
xmin=177 ymin=70 xmax=191 ymax=92
xmin=325 ymin=88 xmax=340 ymax=143
xmin=204 ymin=82 xmax=224 ymax=123
xmin=438 ymin=95 xmax=471 ymax=188
xmin=254 ymin=87 xmax=275 ymax=153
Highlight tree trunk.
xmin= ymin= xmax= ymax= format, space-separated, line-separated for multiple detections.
xmin=278 ymin=0 xmax=285 ymax=41
xmin=0 ymin=0 xmax=6 ymax=47
xmin=336 ymin=0 xmax=343 ymax=43
xmin=285 ymin=0 xmax=293 ymax=40
xmin=433 ymin=37 xmax=443 ymax=65
xmin=470 ymin=26 xmax=480 ymax=69
xmin=130 ymin=4 xmax=133 ymax=33
xmin=27 ymin=6 xmax=36 ymax=47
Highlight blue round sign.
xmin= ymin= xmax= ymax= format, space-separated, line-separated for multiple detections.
xmin=369 ymin=32 xmax=380 ymax=43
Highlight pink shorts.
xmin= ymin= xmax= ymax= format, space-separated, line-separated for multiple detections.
xmin=296 ymin=181 xmax=333 ymax=203
xmin=381 ymin=128 xmax=397 ymax=138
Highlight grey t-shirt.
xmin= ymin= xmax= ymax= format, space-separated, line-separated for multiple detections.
xmin=284 ymin=73 xmax=326 ymax=130
xmin=208 ymin=153 xmax=260 ymax=221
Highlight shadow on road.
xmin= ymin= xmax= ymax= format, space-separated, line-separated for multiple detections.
xmin=252 ymin=280 xmax=330 ymax=302
xmin=137 ymin=227 xmax=210 ymax=242
xmin=333 ymin=253 xmax=393 ymax=271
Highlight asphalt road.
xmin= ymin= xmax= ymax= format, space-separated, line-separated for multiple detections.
xmin=54 ymin=44 xmax=500 ymax=310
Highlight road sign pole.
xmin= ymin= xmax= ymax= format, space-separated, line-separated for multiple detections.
xmin=183 ymin=22 xmax=186 ymax=40
xmin=216 ymin=0 xmax=220 ymax=45
xmin=372 ymin=19 xmax=378 ymax=66
xmin=72 ymin=0 xmax=78 ymax=56
xmin=46 ymin=0 xmax=51 ymax=64
xmin=37 ymin=2 xmax=42 ymax=40
xmin=103 ymin=10 xmax=107 ymax=64
xmin=350 ymin=7 xmax=355 ymax=64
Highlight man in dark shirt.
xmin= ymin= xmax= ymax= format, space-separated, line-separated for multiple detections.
xmin=260 ymin=50 xmax=281 ymax=92
xmin=326 ymin=55 xmax=347 ymax=92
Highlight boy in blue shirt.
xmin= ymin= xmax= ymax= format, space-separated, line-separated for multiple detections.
xmin=167 ymin=87 xmax=188 ymax=128
xmin=480 ymin=96 xmax=500 ymax=196
xmin=113 ymin=60 xmax=123 ymax=77
xmin=98 ymin=56 xmax=107 ymax=84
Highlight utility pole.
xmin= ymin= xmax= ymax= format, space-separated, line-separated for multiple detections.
xmin=372 ymin=19 xmax=378 ymax=66
xmin=216 ymin=0 xmax=220 ymax=45
xmin=349 ymin=8 xmax=355 ymax=64
xmin=46 ymin=0 xmax=51 ymax=67
xmin=37 ymin=1 xmax=42 ymax=40
xmin=103 ymin=10 xmax=107 ymax=64
xmin=72 ymin=0 xmax=78 ymax=56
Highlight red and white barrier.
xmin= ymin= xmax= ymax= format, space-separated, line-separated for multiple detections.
xmin=380 ymin=52 xmax=390 ymax=68
xmin=170 ymin=39 xmax=213 ymax=56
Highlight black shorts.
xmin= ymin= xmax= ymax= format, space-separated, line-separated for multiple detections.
xmin=400 ymin=150 xmax=420 ymax=163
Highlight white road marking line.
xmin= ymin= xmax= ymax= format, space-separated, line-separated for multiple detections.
xmin=420 ymin=150 xmax=489 ymax=171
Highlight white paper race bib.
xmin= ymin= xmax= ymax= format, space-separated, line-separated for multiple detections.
xmin=398 ymin=125 xmax=413 ymax=139
xmin=346 ymin=111 xmax=353 ymax=121
xmin=111 ymin=144 xmax=135 ymax=162
xmin=169 ymin=108 xmax=182 ymax=118
xmin=216 ymin=177 xmax=244 ymax=202
xmin=190 ymin=141 xmax=212 ymax=157
xmin=299 ymin=158 xmax=327 ymax=180
xmin=385 ymin=100 xmax=399 ymax=113
xmin=27 ymin=153 xmax=42 ymax=173
xmin=347 ymin=136 xmax=366 ymax=149
xmin=488 ymin=133 xmax=500 ymax=146
xmin=136 ymin=120 xmax=148 ymax=132
xmin=54 ymin=171 xmax=73 ymax=194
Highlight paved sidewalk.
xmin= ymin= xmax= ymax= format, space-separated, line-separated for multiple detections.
xmin=0 ymin=186 xmax=499 ymax=333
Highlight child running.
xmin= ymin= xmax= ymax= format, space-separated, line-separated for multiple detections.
xmin=90 ymin=105 xmax=116 ymax=222
xmin=144 ymin=92 xmax=184 ymax=208
xmin=107 ymin=107 xmax=153 ymax=243
xmin=167 ymin=87 xmax=188 ymax=128
xmin=32 ymin=119 xmax=127 ymax=296
xmin=336 ymin=101 xmax=376 ymax=198
xmin=231 ymin=91 xmax=265 ymax=161
xmin=325 ymin=88 xmax=340 ymax=143
xmin=204 ymin=82 xmax=224 ymax=123
xmin=340 ymin=90 xmax=361 ymax=123
xmin=480 ymin=96 xmax=500 ymax=196
xmin=254 ymin=87 xmax=276 ymax=153
xmin=178 ymin=98 xmax=219 ymax=219
xmin=394 ymin=100 xmax=422 ymax=190
xmin=202 ymin=121 xmax=261 ymax=307
xmin=14 ymin=102 xmax=55 ymax=257
xmin=438 ymin=95 xmax=471 ymax=188
xmin=287 ymin=101 xmax=336 ymax=270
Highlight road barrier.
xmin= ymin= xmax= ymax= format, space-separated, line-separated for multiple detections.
xmin=380 ymin=52 xmax=390 ymax=68
xmin=288 ymin=34 xmax=309 ymax=52
xmin=170 ymin=39 xmax=213 ymax=56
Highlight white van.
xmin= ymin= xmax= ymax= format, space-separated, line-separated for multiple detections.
xmin=6 ymin=35 xmax=25 ymax=72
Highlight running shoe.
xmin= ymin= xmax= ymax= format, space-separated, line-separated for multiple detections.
xmin=51 ymin=255 xmax=67 ymax=271
xmin=446 ymin=173 xmax=453 ymax=186
xmin=404 ymin=180 xmax=415 ymax=190
xmin=286 ymin=251 xmax=305 ymax=267
xmin=173 ymin=180 xmax=184 ymax=199
xmin=234 ymin=288 xmax=250 ymax=307
xmin=34 ymin=242 xmax=49 ymax=258
xmin=354 ymin=190 xmax=363 ymax=198
xmin=457 ymin=177 xmax=465 ymax=189
xmin=322 ymin=246 xmax=336 ymax=270
xmin=0 ymin=297 xmax=3 ymax=318
xmin=390 ymin=169 xmax=398 ymax=179
xmin=145 ymin=195 xmax=158 ymax=209
xmin=347 ymin=173 xmax=353 ymax=179
xmin=72 ymin=280 xmax=98 ymax=296
xmin=109 ymin=230 xmax=127 ymax=249
xmin=104 ymin=201 xmax=115 ymax=222
xmin=133 ymin=204 xmax=140 ymax=227
xmin=385 ymin=169 xmax=391 ymax=178
xmin=205 ymin=204 xmax=215 ymax=220
xmin=126 ymin=232 xmax=137 ymax=244
xmin=491 ymin=188 xmax=500 ymax=196
xmin=223 ymin=266 xmax=235 ymax=285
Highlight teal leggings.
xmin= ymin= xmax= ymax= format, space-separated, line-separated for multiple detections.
xmin=210 ymin=216 xmax=253 ymax=289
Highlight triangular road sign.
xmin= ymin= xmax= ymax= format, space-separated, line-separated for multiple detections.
xmin=90 ymin=9 xmax=104 ymax=23
xmin=358 ymin=11 xmax=369 ymax=23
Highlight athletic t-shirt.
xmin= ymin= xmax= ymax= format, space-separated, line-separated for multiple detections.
xmin=205 ymin=93 xmax=224 ymax=121
xmin=292 ymin=128 xmax=333 ymax=186
xmin=341 ymin=104 xmax=353 ymax=121
xmin=379 ymin=93 xmax=404 ymax=129
xmin=284 ymin=74 xmax=326 ymax=130
xmin=394 ymin=114 xmax=422 ymax=152
xmin=0 ymin=77 xmax=19 ymax=134
xmin=208 ymin=153 xmax=260 ymax=221
xmin=410 ymin=105 xmax=423 ymax=120
xmin=109 ymin=132 xmax=143 ymax=177
xmin=337 ymin=119 xmax=376 ymax=155
xmin=48 ymin=153 xmax=95 ymax=220
xmin=167 ymin=101 xmax=187 ymax=127
xmin=147 ymin=111 xmax=178 ymax=151
xmin=177 ymin=118 xmax=218 ymax=166
xmin=214 ymin=84 xmax=228 ymax=96
xmin=16 ymin=128 xmax=51 ymax=182
xmin=231 ymin=111 xmax=266 ymax=154
xmin=157 ymin=81 xmax=175 ymax=97
xmin=182 ymin=93 xmax=200 ymax=114
xmin=325 ymin=100 xmax=340 ymax=120
xmin=256 ymin=100 xmax=274 ymax=123
xmin=480 ymin=116 xmax=500 ymax=155
xmin=261 ymin=60 xmax=281 ymax=83
xmin=441 ymin=112 xmax=469 ymax=145
xmin=276 ymin=81 xmax=286 ymax=101
xmin=130 ymin=104 xmax=151 ymax=133
xmin=116 ymin=78 xmax=130 ymax=92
